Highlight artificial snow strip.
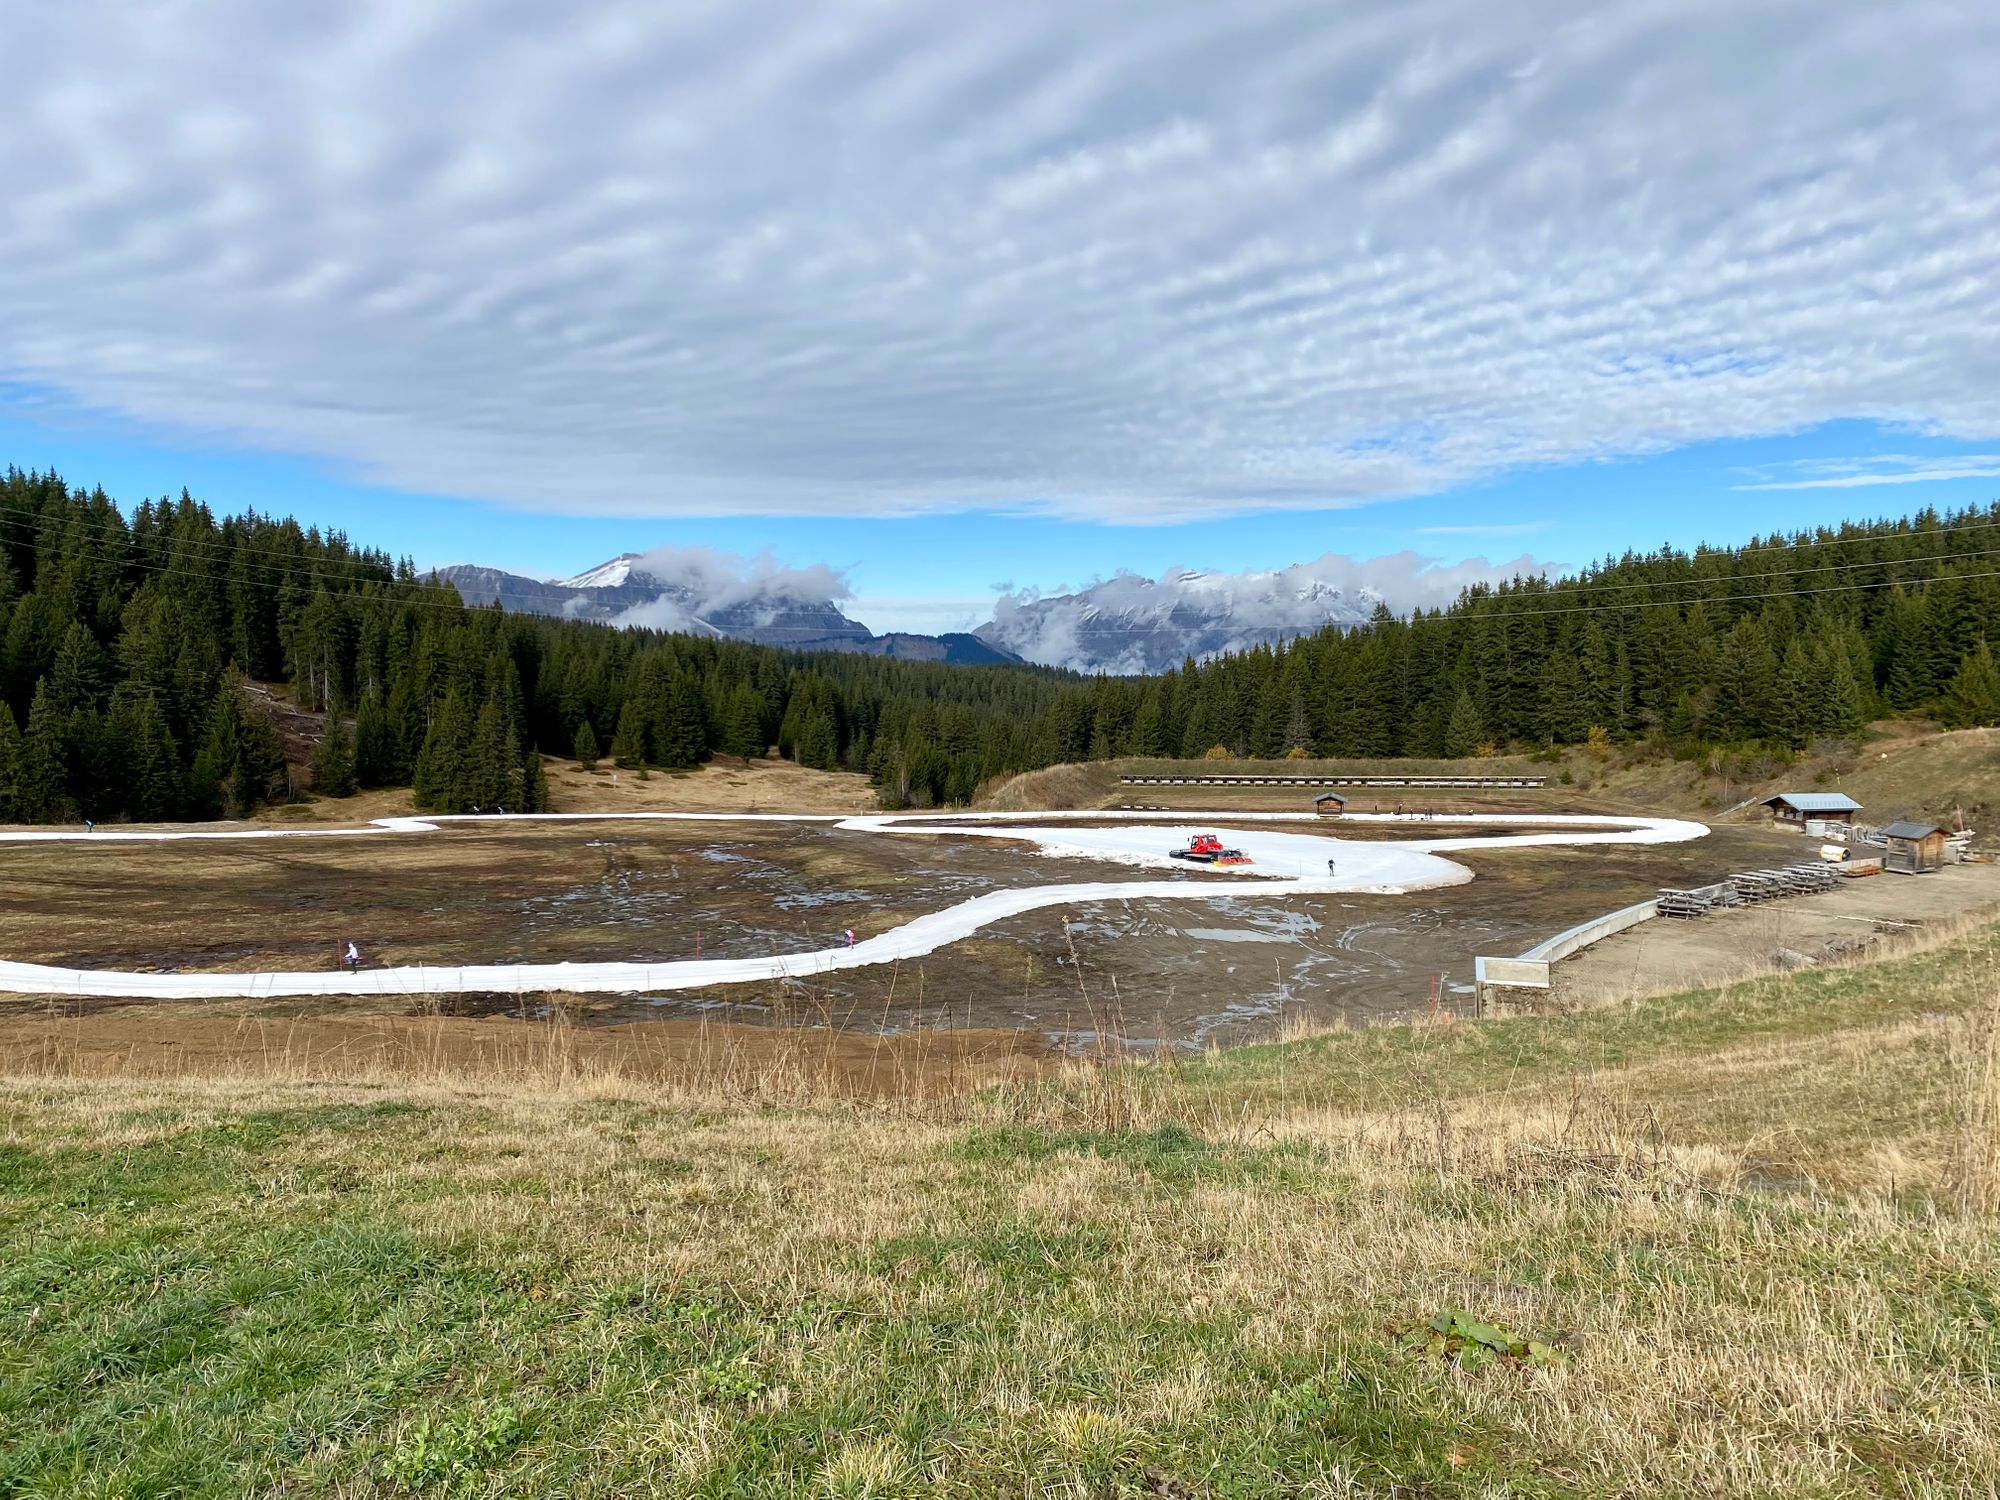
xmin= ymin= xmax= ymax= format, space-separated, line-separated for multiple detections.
xmin=0 ymin=809 xmax=1705 ymax=999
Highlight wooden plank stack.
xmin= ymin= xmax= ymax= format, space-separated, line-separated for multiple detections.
xmin=1658 ymin=864 xmax=1837 ymax=919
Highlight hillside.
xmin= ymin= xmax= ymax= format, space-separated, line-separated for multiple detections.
xmin=980 ymin=722 xmax=2000 ymax=836
xmin=5 ymin=923 xmax=1997 ymax=1495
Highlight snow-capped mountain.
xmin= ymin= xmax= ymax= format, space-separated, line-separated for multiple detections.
xmin=559 ymin=554 xmax=642 ymax=590
xmin=971 ymin=552 xmax=1549 ymax=673
xmin=974 ymin=567 xmax=1378 ymax=674
xmin=434 ymin=550 xmax=1022 ymax=665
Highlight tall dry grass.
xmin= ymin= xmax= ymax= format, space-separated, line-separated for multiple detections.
xmin=1948 ymin=988 xmax=2000 ymax=1216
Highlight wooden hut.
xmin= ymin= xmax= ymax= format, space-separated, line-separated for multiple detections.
xmin=1761 ymin=792 xmax=1861 ymax=831
xmin=1881 ymin=820 xmax=1947 ymax=874
xmin=1313 ymin=792 xmax=1346 ymax=816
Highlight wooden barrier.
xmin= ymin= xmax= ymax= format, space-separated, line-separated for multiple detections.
xmin=1118 ymin=774 xmax=1548 ymax=788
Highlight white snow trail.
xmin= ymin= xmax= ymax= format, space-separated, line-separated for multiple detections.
xmin=0 ymin=809 xmax=1705 ymax=999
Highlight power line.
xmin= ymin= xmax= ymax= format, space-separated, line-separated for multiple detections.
xmin=3 ymin=495 xmax=1997 ymax=642
xmin=6 ymin=494 xmax=2000 ymax=603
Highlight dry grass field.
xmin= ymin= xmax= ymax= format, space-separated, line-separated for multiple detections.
xmin=5 ymin=918 xmax=1998 ymax=1496
xmin=978 ymin=723 xmax=2000 ymax=835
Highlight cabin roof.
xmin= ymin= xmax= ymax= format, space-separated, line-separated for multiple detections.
xmin=1762 ymin=792 xmax=1863 ymax=813
xmin=1880 ymin=820 xmax=1942 ymax=840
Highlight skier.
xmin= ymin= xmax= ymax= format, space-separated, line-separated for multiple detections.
xmin=342 ymin=941 xmax=360 ymax=974
xmin=1326 ymin=857 xmax=1336 ymax=875
xmin=83 ymin=818 xmax=94 ymax=833
xmin=843 ymin=928 xmax=856 ymax=949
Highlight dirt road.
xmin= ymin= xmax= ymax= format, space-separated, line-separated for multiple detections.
xmin=1557 ymin=863 xmax=2000 ymax=1005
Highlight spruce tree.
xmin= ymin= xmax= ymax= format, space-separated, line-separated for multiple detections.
xmin=796 ymin=709 xmax=838 ymax=771
xmin=611 ymin=698 xmax=647 ymax=768
xmin=1442 ymin=689 xmax=1485 ymax=759
xmin=1538 ymin=651 xmax=1588 ymax=745
xmin=190 ymin=671 xmax=286 ymax=819
xmin=521 ymin=749 xmax=551 ymax=812
xmin=573 ymin=717 xmax=600 ymax=769
xmin=313 ymin=717 xmax=358 ymax=797
xmin=723 ymin=684 xmax=765 ymax=760
xmin=0 ymin=701 xmax=21 ymax=821
xmin=413 ymin=687 xmax=474 ymax=812
xmin=1127 ymin=694 xmax=1164 ymax=757
xmin=654 ymin=673 xmax=708 ymax=769
xmin=467 ymin=697 xmax=522 ymax=808
xmin=107 ymin=688 xmax=183 ymax=821
xmin=21 ymin=682 xmax=78 ymax=823
xmin=352 ymin=694 xmax=392 ymax=787
xmin=1939 ymin=642 xmax=2000 ymax=729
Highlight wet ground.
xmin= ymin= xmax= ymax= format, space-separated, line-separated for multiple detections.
xmin=0 ymin=817 xmax=1803 ymax=1051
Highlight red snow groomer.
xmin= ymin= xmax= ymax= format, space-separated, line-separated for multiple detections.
xmin=1170 ymin=832 xmax=1254 ymax=866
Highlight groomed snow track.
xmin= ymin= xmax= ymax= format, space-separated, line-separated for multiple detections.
xmin=0 ymin=810 xmax=1706 ymax=1000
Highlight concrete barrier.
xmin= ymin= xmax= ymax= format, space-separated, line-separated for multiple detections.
xmin=1475 ymin=898 xmax=1660 ymax=1013
xmin=1474 ymin=956 xmax=1551 ymax=990
xmin=1519 ymin=899 xmax=1661 ymax=964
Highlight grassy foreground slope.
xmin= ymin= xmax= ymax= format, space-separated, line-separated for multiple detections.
xmin=5 ymin=932 xmax=1999 ymax=1496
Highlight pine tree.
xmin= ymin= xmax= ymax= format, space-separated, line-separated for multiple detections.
xmin=723 ymin=684 xmax=765 ymax=760
xmin=189 ymin=671 xmax=286 ymax=819
xmin=1538 ymin=650 xmax=1588 ymax=745
xmin=413 ymin=687 xmax=474 ymax=812
xmin=106 ymin=688 xmax=182 ymax=820
xmin=1770 ymin=640 xmax=1814 ymax=749
xmin=0 ymin=701 xmax=22 ymax=822
xmin=796 ymin=710 xmax=838 ymax=771
xmin=467 ymin=697 xmax=522 ymax=809
xmin=573 ymin=717 xmax=600 ymax=769
xmin=521 ymin=749 xmax=551 ymax=812
xmin=1127 ymin=693 xmax=1164 ymax=757
xmin=1939 ymin=642 xmax=2000 ymax=729
xmin=1282 ymin=689 xmax=1313 ymax=757
xmin=313 ymin=717 xmax=358 ymax=797
xmin=654 ymin=673 xmax=708 ymax=769
xmin=611 ymin=698 xmax=647 ymax=768
xmin=21 ymin=682 xmax=78 ymax=823
xmin=352 ymin=694 xmax=393 ymax=787
xmin=1442 ymin=688 xmax=1485 ymax=759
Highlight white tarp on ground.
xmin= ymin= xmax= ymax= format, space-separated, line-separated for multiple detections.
xmin=0 ymin=809 xmax=1706 ymax=1000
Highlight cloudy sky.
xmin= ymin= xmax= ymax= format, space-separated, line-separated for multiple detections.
xmin=5 ymin=0 xmax=1999 ymax=632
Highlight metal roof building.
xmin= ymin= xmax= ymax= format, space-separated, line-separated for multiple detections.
xmin=1762 ymin=792 xmax=1862 ymax=828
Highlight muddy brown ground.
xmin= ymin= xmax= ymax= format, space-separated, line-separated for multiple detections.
xmin=0 ymin=817 xmax=1807 ymax=1059
xmin=1555 ymin=862 xmax=2000 ymax=1006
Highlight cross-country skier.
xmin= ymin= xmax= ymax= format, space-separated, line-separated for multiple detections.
xmin=343 ymin=941 xmax=360 ymax=973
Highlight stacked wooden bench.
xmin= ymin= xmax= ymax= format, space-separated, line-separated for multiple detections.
xmin=1657 ymin=864 xmax=1838 ymax=919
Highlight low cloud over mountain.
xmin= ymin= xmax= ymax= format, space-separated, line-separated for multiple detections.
xmin=435 ymin=548 xmax=1018 ymax=664
xmin=974 ymin=552 xmax=1553 ymax=673
xmin=593 ymin=546 xmax=860 ymax=642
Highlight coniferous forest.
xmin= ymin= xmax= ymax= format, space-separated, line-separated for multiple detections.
xmin=2 ymin=465 xmax=1999 ymax=823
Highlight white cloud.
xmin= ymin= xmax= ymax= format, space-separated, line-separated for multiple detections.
xmin=981 ymin=550 xmax=1555 ymax=671
xmin=602 ymin=545 xmax=853 ymax=631
xmin=3 ymin=2 xmax=1999 ymax=521
xmin=624 ymin=545 xmax=851 ymax=609
xmin=1416 ymin=521 xmax=1552 ymax=536
xmin=1731 ymin=454 xmax=2000 ymax=491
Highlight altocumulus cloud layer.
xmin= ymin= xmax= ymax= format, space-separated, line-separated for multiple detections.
xmin=5 ymin=1 xmax=1998 ymax=521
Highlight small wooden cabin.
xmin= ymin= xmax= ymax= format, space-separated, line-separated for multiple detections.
xmin=1761 ymin=792 xmax=1861 ymax=830
xmin=1881 ymin=820 xmax=1947 ymax=874
xmin=1313 ymin=792 xmax=1346 ymax=817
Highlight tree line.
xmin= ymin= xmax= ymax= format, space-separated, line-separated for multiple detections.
xmin=1 ymin=465 xmax=1998 ymax=825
